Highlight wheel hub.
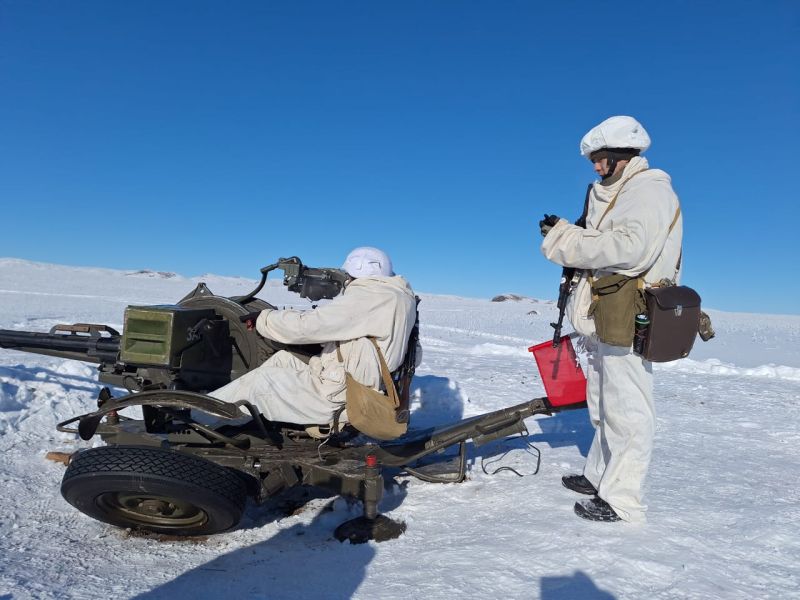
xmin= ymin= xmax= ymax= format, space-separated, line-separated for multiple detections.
xmin=96 ymin=492 xmax=208 ymax=528
xmin=137 ymin=499 xmax=175 ymax=516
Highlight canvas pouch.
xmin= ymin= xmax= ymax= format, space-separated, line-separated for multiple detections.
xmin=338 ymin=339 xmax=407 ymax=441
xmin=588 ymin=273 xmax=645 ymax=347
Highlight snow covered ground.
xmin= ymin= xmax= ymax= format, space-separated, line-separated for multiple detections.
xmin=1 ymin=258 xmax=798 ymax=599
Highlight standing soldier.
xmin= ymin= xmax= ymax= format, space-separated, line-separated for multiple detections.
xmin=539 ymin=116 xmax=683 ymax=523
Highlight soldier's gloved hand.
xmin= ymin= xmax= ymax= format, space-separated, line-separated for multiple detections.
xmin=238 ymin=311 xmax=262 ymax=331
xmin=539 ymin=214 xmax=561 ymax=237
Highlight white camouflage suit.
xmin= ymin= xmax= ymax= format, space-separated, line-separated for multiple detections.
xmin=541 ymin=155 xmax=682 ymax=522
xmin=210 ymin=275 xmax=418 ymax=425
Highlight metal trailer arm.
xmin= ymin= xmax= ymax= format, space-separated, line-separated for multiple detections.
xmin=374 ymin=396 xmax=555 ymax=467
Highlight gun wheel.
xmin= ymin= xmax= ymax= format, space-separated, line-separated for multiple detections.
xmin=61 ymin=446 xmax=247 ymax=536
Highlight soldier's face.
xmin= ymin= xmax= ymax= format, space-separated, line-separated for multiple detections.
xmin=592 ymin=158 xmax=629 ymax=178
xmin=592 ymin=157 xmax=610 ymax=176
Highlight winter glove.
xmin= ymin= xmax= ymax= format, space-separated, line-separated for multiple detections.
xmin=539 ymin=214 xmax=561 ymax=237
xmin=238 ymin=311 xmax=262 ymax=330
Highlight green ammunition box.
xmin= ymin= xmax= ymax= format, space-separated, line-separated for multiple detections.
xmin=121 ymin=305 xmax=218 ymax=367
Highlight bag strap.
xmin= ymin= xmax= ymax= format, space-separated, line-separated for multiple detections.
xmin=594 ymin=168 xmax=648 ymax=229
xmin=336 ymin=339 xmax=401 ymax=408
xmin=590 ymin=202 xmax=682 ymax=293
xmin=640 ymin=205 xmax=682 ymax=287
xmin=669 ymin=207 xmax=683 ymax=278
xmin=588 ymin=169 xmax=648 ymax=292
xmin=669 ymin=205 xmax=682 ymax=231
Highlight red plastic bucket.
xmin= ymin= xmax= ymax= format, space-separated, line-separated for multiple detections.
xmin=528 ymin=336 xmax=587 ymax=408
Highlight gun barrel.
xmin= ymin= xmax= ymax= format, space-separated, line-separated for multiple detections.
xmin=0 ymin=329 xmax=120 ymax=363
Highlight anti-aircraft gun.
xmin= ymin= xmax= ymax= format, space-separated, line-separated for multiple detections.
xmin=0 ymin=257 xmax=585 ymax=543
xmin=0 ymin=257 xmax=348 ymax=393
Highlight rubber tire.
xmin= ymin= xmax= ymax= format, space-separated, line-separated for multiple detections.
xmin=61 ymin=446 xmax=247 ymax=536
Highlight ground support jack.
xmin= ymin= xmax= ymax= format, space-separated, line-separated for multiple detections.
xmin=334 ymin=453 xmax=406 ymax=544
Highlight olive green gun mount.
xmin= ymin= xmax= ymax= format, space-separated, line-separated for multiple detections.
xmin=0 ymin=307 xmax=230 ymax=392
xmin=118 ymin=305 xmax=232 ymax=391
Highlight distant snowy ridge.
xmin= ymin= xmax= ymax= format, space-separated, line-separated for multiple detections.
xmin=124 ymin=269 xmax=178 ymax=279
xmin=457 ymin=341 xmax=800 ymax=380
xmin=656 ymin=357 xmax=800 ymax=382
xmin=490 ymin=293 xmax=550 ymax=303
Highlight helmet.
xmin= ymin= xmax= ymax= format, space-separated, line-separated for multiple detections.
xmin=580 ymin=116 xmax=651 ymax=158
xmin=342 ymin=247 xmax=394 ymax=278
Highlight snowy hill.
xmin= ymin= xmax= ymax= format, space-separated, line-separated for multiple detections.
xmin=0 ymin=259 xmax=798 ymax=599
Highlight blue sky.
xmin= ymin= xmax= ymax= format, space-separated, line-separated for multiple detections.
xmin=1 ymin=1 xmax=797 ymax=314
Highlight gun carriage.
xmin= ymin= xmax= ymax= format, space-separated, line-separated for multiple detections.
xmin=0 ymin=257 xmax=582 ymax=542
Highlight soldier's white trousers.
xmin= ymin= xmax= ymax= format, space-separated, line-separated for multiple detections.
xmin=582 ymin=339 xmax=655 ymax=523
xmin=209 ymin=350 xmax=345 ymax=425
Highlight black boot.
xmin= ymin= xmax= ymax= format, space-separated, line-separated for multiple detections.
xmin=561 ymin=474 xmax=597 ymax=495
xmin=574 ymin=496 xmax=621 ymax=522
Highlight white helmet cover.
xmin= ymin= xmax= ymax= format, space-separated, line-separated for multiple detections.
xmin=580 ymin=115 xmax=651 ymax=157
xmin=342 ymin=246 xmax=394 ymax=278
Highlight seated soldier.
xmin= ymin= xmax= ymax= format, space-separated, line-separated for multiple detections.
xmin=210 ymin=247 xmax=419 ymax=428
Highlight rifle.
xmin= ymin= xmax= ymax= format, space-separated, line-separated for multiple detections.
xmin=550 ymin=183 xmax=593 ymax=347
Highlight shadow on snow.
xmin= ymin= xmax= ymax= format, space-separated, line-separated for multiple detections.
xmin=132 ymin=480 xmax=409 ymax=600
xmin=0 ymin=363 xmax=100 ymax=393
xmin=529 ymin=408 xmax=593 ymax=457
xmin=407 ymin=374 xmax=466 ymax=427
xmin=541 ymin=570 xmax=616 ymax=599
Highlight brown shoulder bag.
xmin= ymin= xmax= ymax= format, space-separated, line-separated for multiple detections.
xmin=337 ymin=339 xmax=408 ymax=440
xmin=640 ymin=285 xmax=702 ymax=362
